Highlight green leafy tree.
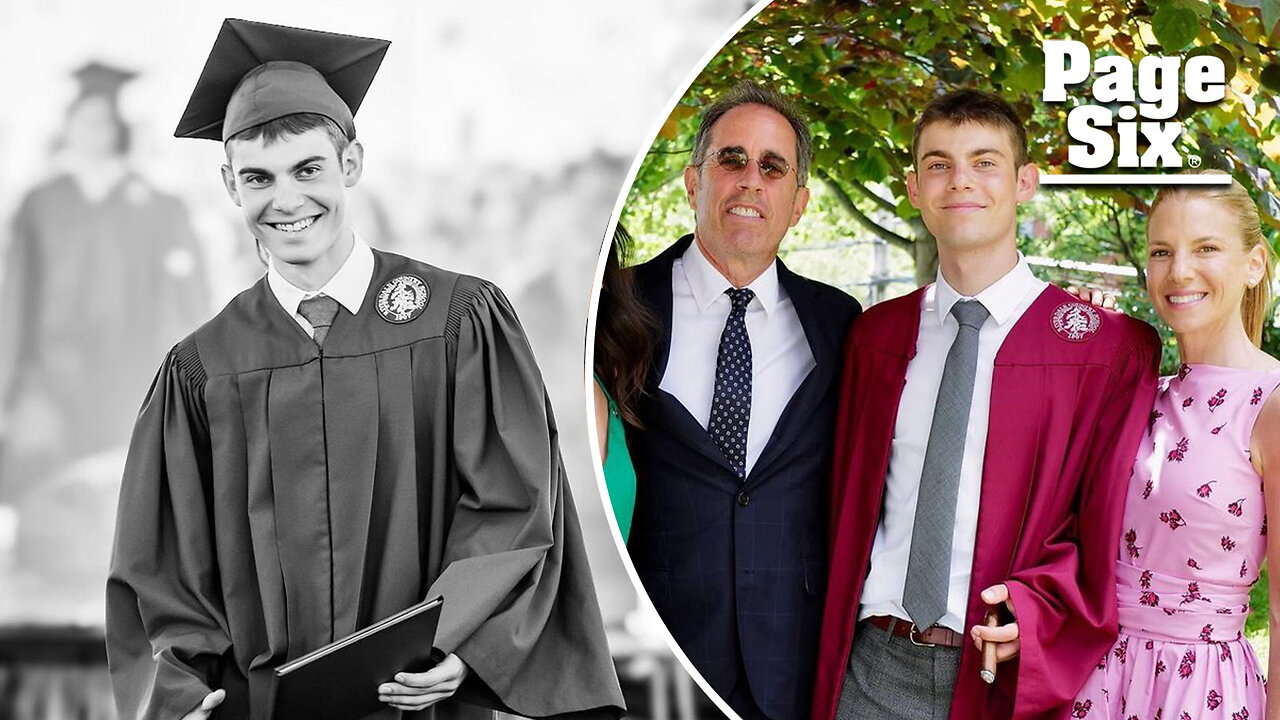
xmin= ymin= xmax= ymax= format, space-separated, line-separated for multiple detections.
xmin=626 ymin=0 xmax=1280 ymax=289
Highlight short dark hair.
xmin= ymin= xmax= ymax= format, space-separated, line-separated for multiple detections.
xmin=912 ymin=89 xmax=1029 ymax=167
xmin=691 ymin=82 xmax=812 ymax=186
xmin=225 ymin=112 xmax=350 ymax=158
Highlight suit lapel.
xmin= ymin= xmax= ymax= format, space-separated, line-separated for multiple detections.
xmin=641 ymin=240 xmax=855 ymax=484
xmin=745 ymin=259 xmax=837 ymax=484
xmin=637 ymin=235 xmax=689 ymax=385
xmin=652 ymin=389 xmax=738 ymax=475
xmin=638 ymin=235 xmax=739 ymax=476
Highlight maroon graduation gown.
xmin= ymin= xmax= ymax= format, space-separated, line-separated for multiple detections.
xmin=105 ymin=250 xmax=624 ymax=720
xmin=812 ymin=284 xmax=1160 ymax=720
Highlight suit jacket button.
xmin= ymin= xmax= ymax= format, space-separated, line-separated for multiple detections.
xmin=736 ymin=491 xmax=750 ymax=507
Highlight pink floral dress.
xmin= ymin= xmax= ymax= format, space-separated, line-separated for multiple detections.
xmin=1071 ymin=364 xmax=1280 ymax=720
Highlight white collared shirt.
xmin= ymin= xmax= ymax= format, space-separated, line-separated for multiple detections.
xmin=659 ymin=239 xmax=815 ymax=475
xmin=859 ymin=255 xmax=1046 ymax=632
xmin=266 ymin=232 xmax=375 ymax=337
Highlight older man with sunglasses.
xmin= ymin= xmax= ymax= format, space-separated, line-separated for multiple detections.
xmin=624 ymin=82 xmax=861 ymax=720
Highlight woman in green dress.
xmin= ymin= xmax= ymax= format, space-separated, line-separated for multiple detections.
xmin=593 ymin=225 xmax=657 ymax=541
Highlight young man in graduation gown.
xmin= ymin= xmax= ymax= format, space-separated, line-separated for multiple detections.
xmin=811 ymin=90 xmax=1161 ymax=720
xmin=625 ymin=83 xmax=860 ymax=720
xmin=105 ymin=19 xmax=624 ymax=720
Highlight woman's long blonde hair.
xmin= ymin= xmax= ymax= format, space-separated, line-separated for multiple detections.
xmin=1150 ymin=171 xmax=1276 ymax=346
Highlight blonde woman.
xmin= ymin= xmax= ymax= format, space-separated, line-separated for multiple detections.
xmin=1072 ymin=173 xmax=1280 ymax=719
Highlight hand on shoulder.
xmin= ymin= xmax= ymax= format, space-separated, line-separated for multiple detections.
xmin=1064 ymin=285 xmax=1119 ymax=312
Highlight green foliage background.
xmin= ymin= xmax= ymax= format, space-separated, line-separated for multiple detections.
xmin=619 ymin=0 xmax=1280 ymax=655
xmin=622 ymin=0 xmax=1280 ymax=370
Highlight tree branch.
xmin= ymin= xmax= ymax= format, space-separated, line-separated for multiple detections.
xmin=845 ymin=177 xmax=899 ymax=214
xmin=818 ymin=171 xmax=915 ymax=253
xmin=1107 ymin=201 xmax=1147 ymax=285
xmin=646 ymin=146 xmax=693 ymax=156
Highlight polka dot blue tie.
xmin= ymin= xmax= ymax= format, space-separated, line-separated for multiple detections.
xmin=709 ymin=287 xmax=754 ymax=480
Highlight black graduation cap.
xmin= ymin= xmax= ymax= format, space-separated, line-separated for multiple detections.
xmin=174 ymin=18 xmax=390 ymax=142
xmin=73 ymin=62 xmax=137 ymax=101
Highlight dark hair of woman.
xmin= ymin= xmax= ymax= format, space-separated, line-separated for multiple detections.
xmin=594 ymin=224 xmax=657 ymax=426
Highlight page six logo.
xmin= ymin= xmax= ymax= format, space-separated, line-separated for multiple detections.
xmin=1043 ymin=39 xmax=1226 ymax=172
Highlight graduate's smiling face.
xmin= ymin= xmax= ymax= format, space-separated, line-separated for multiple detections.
xmin=907 ymin=120 xmax=1037 ymax=256
xmin=221 ymin=127 xmax=363 ymax=278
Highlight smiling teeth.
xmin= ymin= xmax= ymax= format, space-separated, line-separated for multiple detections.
xmin=272 ymin=216 xmax=317 ymax=233
xmin=729 ymin=207 xmax=761 ymax=218
xmin=1168 ymin=293 xmax=1206 ymax=305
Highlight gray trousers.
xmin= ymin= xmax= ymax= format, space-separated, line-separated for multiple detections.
xmin=835 ymin=621 xmax=962 ymax=720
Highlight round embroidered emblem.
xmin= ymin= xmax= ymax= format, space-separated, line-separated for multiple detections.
xmin=1051 ymin=302 xmax=1102 ymax=342
xmin=376 ymin=274 xmax=430 ymax=324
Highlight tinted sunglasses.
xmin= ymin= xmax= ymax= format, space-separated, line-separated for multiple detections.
xmin=700 ymin=147 xmax=796 ymax=181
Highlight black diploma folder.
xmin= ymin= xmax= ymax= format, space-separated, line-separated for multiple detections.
xmin=270 ymin=596 xmax=444 ymax=719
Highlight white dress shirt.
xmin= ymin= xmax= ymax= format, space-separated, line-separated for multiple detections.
xmin=266 ymin=232 xmax=375 ymax=337
xmin=659 ymin=240 xmax=815 ymax=475
xmin=859 ymin=255 xmax=1046 ymax=632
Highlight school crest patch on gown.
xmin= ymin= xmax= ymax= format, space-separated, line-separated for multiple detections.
xmin=376 ymin=274 xmax=429 ymax=323
xmin=1052 ymin=302 xmax=1102 ymax=342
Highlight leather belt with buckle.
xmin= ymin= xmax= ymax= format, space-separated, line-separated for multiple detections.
xmin=865 ymin=615 xmax=964 ymax=648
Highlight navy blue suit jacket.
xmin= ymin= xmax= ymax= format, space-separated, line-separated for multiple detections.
xmin=626 ymin=235 xmax=861 ymax=720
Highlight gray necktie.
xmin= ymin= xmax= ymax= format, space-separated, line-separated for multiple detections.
xmin=902 ymin=299 xmax=990 ymax=630
xmin=298 ymin=295 xmax=340 ymax=349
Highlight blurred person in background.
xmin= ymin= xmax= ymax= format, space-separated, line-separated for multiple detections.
xmin=593 ymin=223 xmax=657 ymax=542
xmin=1071 ymin=173 xmax=1280 ymax=720
xmin=0 ymin=62 xmax=211 ymax=636
xmin=0 ymin=62 xmax=210 ymax=509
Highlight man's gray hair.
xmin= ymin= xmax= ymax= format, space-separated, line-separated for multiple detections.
xmin=690 ymin=82 xmax=812 ymax=187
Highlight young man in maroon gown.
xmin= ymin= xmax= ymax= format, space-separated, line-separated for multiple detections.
xmin=812 ymin=90 xmax=1161 ymax=720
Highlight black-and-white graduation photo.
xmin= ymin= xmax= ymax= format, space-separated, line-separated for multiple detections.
xmin=0 ymin=1 xmax=756 ymax=718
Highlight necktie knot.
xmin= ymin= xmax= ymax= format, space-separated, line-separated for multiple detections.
xmin=726 ymin=287 xmax=755 ymax=314
xmin=298 ymin=294 xmax=340 ymax=347
xmin=951 ymin=300 xmax=989 ymax=330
